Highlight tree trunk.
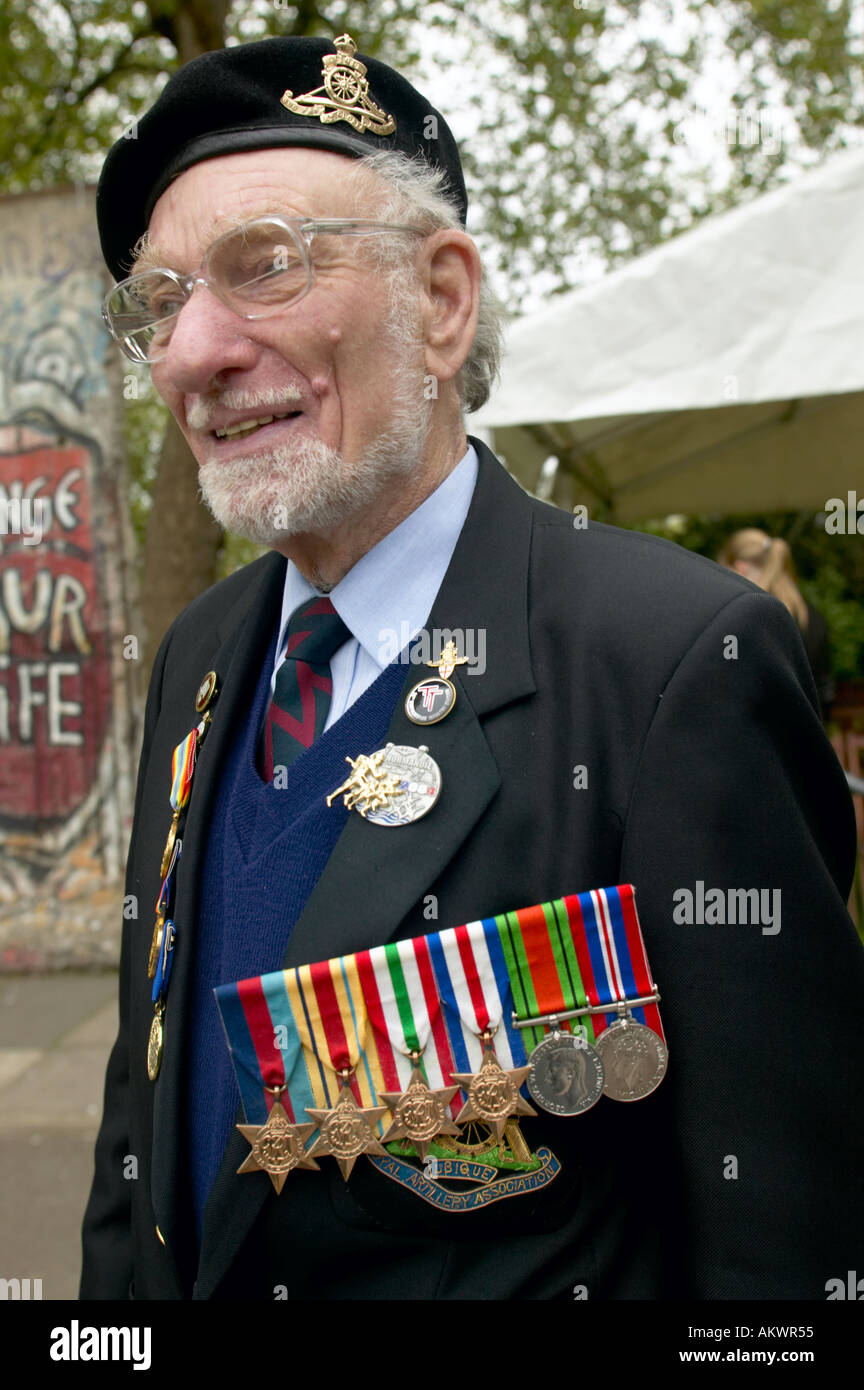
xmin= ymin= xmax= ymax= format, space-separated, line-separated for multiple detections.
xmin=141 ymin=414 xmax=223 ymax=671
xmin=146 ymin=0 xmax=231 ymax=59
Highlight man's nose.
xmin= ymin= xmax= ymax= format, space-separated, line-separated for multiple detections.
xmin=157 ymin=284 xmax=259 ymax=391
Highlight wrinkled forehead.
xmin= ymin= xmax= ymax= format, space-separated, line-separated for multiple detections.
xmin=142 ymin=146 xmax=374 ymax=269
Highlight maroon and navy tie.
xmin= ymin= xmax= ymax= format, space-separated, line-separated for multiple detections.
xmin=260 ymin=597 xmax=351 ymax=780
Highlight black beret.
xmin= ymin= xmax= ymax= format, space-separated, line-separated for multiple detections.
xmin=97 ymin=33 xmax=468 ymax=281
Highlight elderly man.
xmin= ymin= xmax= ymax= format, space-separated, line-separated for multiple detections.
xmin=82 ymin=34 xmax=864 ymax=1302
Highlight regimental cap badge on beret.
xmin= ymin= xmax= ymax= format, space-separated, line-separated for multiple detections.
xmin=97 ymin=32 xmax=469 ymax=283
xmin=281 ymin=34 xmax=396 ymax=137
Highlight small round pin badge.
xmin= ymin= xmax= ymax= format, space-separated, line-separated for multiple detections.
xmin=405 ymin=675 xmax=456 ymax=725
xmin=405 ymin=639 xmax=467 ymax=725
xmin=195 ymin=670 xmax=218 ymax=713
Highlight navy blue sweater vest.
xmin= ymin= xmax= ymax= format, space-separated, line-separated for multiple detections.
xmin=187 ymin=622 xmax=407 ymax=1234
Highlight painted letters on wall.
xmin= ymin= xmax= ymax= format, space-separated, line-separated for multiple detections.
xmin=0 ymin=187 xmax=137 ymax=917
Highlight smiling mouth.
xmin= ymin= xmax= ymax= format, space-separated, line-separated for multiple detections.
xmin=213 ymin=411 xmax=302 ymax=440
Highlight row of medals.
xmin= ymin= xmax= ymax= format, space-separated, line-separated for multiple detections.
xmin=240 ymin=1018 xmax=668 ymax=1192
xmin=148 ymin=656 xmax=669 ymax=1186
xmin=248 ymin=644 xmax=669 ymax=1186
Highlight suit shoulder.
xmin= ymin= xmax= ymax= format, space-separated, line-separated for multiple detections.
xmin=529 ymin=499 xmax=755 ymax=619
xmin=161 ymin=550 xmax=284 ymax=640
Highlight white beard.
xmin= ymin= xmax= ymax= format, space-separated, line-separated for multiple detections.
xmin=195 ymin=282 xmax=432 ymax=545
xmin=197 ymin=396 xmax=429 ymax=544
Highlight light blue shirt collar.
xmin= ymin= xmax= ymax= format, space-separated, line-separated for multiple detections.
xmin=276 ymin=443 xmax=478 ymax=672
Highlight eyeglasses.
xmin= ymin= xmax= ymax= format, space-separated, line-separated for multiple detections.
xmin=102 ymin=216 xmax=426 ymax=363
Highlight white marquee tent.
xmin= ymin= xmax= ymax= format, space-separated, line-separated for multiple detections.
xmin=472 ymin=145 xmax=864 ymax=522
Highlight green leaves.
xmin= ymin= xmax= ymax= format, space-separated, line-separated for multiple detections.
xmin=2 ymin=0 xmax=862 ymax=302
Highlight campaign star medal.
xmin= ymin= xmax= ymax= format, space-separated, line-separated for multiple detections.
xmin=360 ymin=948 xmax=459 ymax=1158
xmin=281 ymin=34 xmax=396 ymax=136
xmin=306 ymin=1079 xmax=389 ymax=1180
xmin=237 ymin=1098 xmax=319 ymax=1193
xmin=404 ymin=639 xmax=468 ymax=726
xmin=326 ymin=743 xmax=441 ymax=825
xmin=379 ymin=1062 xmax=460 ymax=1160
xmin=450 ymin=1038 xmax=536 ymax=1143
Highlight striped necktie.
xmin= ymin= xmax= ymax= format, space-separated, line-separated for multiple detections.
xmin=260 ymin=597 xmax=351 ymax=780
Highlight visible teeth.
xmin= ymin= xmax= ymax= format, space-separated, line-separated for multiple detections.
xmin=216 ymin=415 xmax=273 ymax=439
xmin=214 ymin=412 xmax=296 ymax=439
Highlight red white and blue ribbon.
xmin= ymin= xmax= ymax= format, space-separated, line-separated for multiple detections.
xmin=214 ymin=884 xmax=664 ymax=1127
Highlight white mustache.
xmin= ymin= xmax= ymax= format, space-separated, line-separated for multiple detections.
xmin=187 ymin=384 xmax=303 ymax=431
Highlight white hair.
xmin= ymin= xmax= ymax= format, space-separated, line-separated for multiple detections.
xmin=345 ymin=150 xmax=506 ymax=414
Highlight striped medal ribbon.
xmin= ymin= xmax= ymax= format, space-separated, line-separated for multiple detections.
xmin=561 ymin=886 xmax=665 ymax=1034
xmin=499 ymin=896 xmax=608 ymax=1114
xmin=356 ymin=941 xmax=460 ymax=1156
xmin=170 ymin=728 xmax=198 ymax=808
xmin=280 ymin=958 xmax=389 ymax=1178
xmin=565 ymin=886 xmax=668 ymax=1100
xmin=216 ymin=975 xmax=319 ymax=1191
xmin=159 ymin=727 xmax=199 ymax=879
xmin=426 ymin=920 xmax=537 ymax=1141
xmin=214 ymin=883 xmax=668 ymax=1192
xmin=148 ymin=672 xmax=220 ymax=1082
xmin=503 ymin=887 xmax=666 ymax=1108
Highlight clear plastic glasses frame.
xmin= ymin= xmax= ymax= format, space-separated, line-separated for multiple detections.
xmin=102 ymin=215 xmax=426 ymax=363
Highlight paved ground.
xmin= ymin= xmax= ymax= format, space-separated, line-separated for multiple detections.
xmin=0 ymin=972 xmax=119 ymax=1300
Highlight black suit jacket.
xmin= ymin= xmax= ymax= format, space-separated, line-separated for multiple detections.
xmin=81 ymin=440 xmax=864 ymax=1300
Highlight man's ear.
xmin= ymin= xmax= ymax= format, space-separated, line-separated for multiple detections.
xmin=419 ymin=229 xmax=481 ymax=385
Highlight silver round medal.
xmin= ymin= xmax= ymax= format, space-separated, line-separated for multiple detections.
xmin=363 ymin=743 xmax=442 ymax=826
xmin=527 ymin=1030 xmax=606 ymax=1116
xmin=595 ymin=1018 xmax=668 ymax=1101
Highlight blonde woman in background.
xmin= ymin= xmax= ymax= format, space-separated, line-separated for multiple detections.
xmin=718 ymin=528 xmax=834 ymax=718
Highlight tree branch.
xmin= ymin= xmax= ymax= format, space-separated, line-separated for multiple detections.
xmin=72 ymin=25 xmax=163 ymax=106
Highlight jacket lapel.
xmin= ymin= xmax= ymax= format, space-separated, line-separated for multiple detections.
xmin=282 ymin=440 xmax=536 ymax=965
xmin=194 ymin=442 xmax=537 ymax=1298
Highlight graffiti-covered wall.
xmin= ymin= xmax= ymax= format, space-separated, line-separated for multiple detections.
xmin=0 ymin=186 xmax=138 ymax=966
